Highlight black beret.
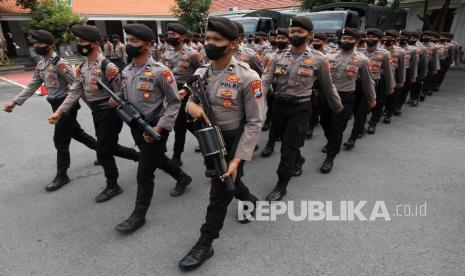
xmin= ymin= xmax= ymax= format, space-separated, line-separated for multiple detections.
xmin=28 ymin=30 xmax=55 ymax=44
xmin=341 ymin=27 xmax=362 ymax=39
xmin=440 ymin=32 xmax=449 ymax=37
xmin=410 ymin=31 xmax=420 ymax=38
xmin=72 ymin=25 xmax=102 ymax=42
xmin=336 ymin=29 xmax=343 ymax=38
xmin=206 ymin=16 xmax=238 ymax=41
xmin=167 ymin=23 xmax=188 ymax=35
xmin=431 ymin=31 xmax=440 ymax=37
xmin=277 ymin=28 xmax=289 ymax=38
xmin=124 ymin=23 xmax=155 ymax=42
xmin=256 ymin=31 xmax=266 ymax=36
xmin=269 ymin=30 xmax=277 ymax=36
xmin=193 ymin=32 xmax=201 ymax=38
xmin=422 ymin=30 xmax=435 ymax=37
xmin=384 ymin=29 xmax=399 ymax=37
xmin=399 ymin=30 xmax=412 ymax=37
xmin=233 ymin=21 xmax=244 ymax=34
xmin=313 ymin=32 xmax=328 ymax=41
xmin=111 ymin=34 xmax=120 ymax=40
xmin=247 ymin=34 xmax=254 ymax=38
xmin=366 ymin=28 xmax=384 ymax=38
xmin=290 ymin=16 xmax=313 ymax=32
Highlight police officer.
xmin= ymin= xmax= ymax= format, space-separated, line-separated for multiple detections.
xmin=3 ymin=29 xmax=97 ymax=192
xmin=111 ymin=24 xmax=191 ymax=233
xmin=102 ymin=34 xmax=113 ymax=58
xmin=111 ymin=34 xmax=126 ymax=67
xmin=192 ymin=32 xmax=203 ymax=52
xmin=262 ymin=16 xmax=343 ymax=201
xmin=48 ymin=25 xmax=139 ymax=203
xmin=382 ymin=30 xmax=405 ymax=124
xmin=420 ymin=31 xmax=440 ymax=98
xmin=364 ymin=28 xmax=395 ymax=135
xmin=320 ymin=28 xmax=376 ymax=173
xmin=395 ymin=30 xmax=418 ymax=114
xmin=244 ymin=34 xmax=255 ymax=50
xmin=162 ymin=23 xmax=204 ymax=168
xmin=435 ymin=32 xmax=453 ymax=91
xmin=407 ymin=31 xmax=427 ymax=107
xmin=260 ymin=28 xmax=289 ymax=137
xmin=232 ymin=21 xmax=263 ymax=76
xmin=178 ymin=16 xmax=263 ymax=271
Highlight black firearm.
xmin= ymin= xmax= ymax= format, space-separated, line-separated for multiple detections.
xmin=190 ymin=75 xmax=235 ymax=192
xmin=97 ymin=80 xmax=161 ymax=141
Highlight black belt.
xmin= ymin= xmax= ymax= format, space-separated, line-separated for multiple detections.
xmin=275 ymin=95 xmax=311 ymax=104
xmin=87 ymin=98 xmax=110 ymax=112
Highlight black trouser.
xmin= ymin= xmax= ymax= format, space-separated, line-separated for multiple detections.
xmin=423 ymin=63 xmax=437 ymax=92
xmin=200 ymin=128 xmax=251 ymax=241
xmin=173 ymin=84 xmax=198 ymax=157
xmin=322 ymin=92 xmax=355 ymax=158
xmin=350 ymin=82 xmax=370 ymax=140
xmin=369 ymin=79 xmax=387 ymax=124
xmin=49 ymin=98 xmax=97 ymax=175
xmin=272 ymin=97 xmax=310 ymax=180
xmin=264 ymin=92 xmax=274 ymax=125
xmin=308 ymin=92 xmax=320 ymax=128
xmin=396 ymin=69 xmax=413 ymax=110
xmin=91 ymin=107 xmax=139 ymax=186
xmin=410 ymin=76 xmax=424 ymax=101
xmin=435 ymin=59 xmax=450 ymax=89
xmin=131 ymin=125 xmax=184 ymax=217
xmin=319 ymin=93 xmax=331 ymax=141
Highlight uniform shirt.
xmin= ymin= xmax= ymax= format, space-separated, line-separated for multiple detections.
xmin=399 ymin=44 xmax=419 ymax=80
xmin=103 ymin=42 xmax=113 ymax=58
xmin=234 ymin=44 xmax=263 ymax=76
xmin=254 ymin=41 xmax=269 ymax=54
xmin=362 ymin=47 xmax=395 ymax=94
xmin=436 ymin=42 xmax=448 ymax=61
xmin=415 ymin=42 xmax=429 ymax=79
xmin=244 ymin=42 xmax=256 ymax=51
xmin=188 ymin=57 xmax=264 ymax=161
xmin=192 ymin=42 xmax=204 ymax=52
xmin=162 ymin=45 xmax=204 ymax=84
xmin=384 ymin=45 xmax=406 ymax=87
xmin=262 ymin=47 xmax=342 ymax=111
xmin=120 ymin=57 xmax=181 ymax=131
xmin=114 ymin=42 xmax=126 ymax=59
xmin=327 ymin=49 xmax=376 ymax=101
xmin=58 ymin=54 xmax=120 ymax=113
xmin=423 ymin=42 xmax=441 ymax=72
xmin=261 ymin=47 xmax=278 ymax=68
xmin=13 ymin=52 xmax=75 ymax=105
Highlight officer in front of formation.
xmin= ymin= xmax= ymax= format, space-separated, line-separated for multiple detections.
xmin=48 ymin=24 xmax=139 ymax=203
xmin=261 ymin=16 xmax=343 ymax=202
xmin=179 ymin=16 xmax=263 ymax=271
xmin=3 ymin=29 xmax=97 ymax=192
xmin=320 ymin=27 xmax=376 ymax=173
xmin=111 ymin=23 xmax=191 ymax=234
xmin=162 ymin=23 xmax=204 ymax=170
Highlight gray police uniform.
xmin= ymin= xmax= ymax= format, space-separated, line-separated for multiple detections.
xmin=120 ymin=57 xmax=184 ymax=217
xmin=397 ymin=43 xmax=419 ymax=110
xmin=58 ymin=54 xmax=139 ymax=187
xmin=188 ymin=57 xmax=264 ymax=241
xmin=383 ymin=45 xmax=405 ymax=118
xmin=12 ymin=52 xmax=96 ymax=176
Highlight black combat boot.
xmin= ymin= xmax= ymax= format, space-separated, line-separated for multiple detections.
xmin=261 ymin=141 xmax=275 ymax=158
xmin=292 ymin=156 xmax=306 ymax=177
xmin=114 ymin=212 xmax=146 ymax=234
xmin=238 ymin=193 xmax=258 ymax=224
xmin=320 ymin=154 xmax=335 ymax=174
xmin=383 ymin=114 xmax=392 ymax=124
xmin=45 ymin=173 xmax=70 ymax=192
xmin=343 ymin=137 xmax=356 ymax=149
xmin=95 ymin=182 xmax=123 ymax=203
xmin=170 ymin=171 xmax=192 ymax=197
xmin=179 ymin=238 xmax=214 ymax=271
xmin=265 ymin=177 xmax=289 ymax=202
xmin=367 ymin=121 xmax=376 ymax=134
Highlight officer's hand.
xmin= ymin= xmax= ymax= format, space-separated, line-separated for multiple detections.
xmin=433 ymin=70 xmax=438 ymax=75
xmin=334 ymin=106 xmax=343 ymax=114
xmin=3 ymin=101 xmax=16 ymax=113
xmin=368 ymin=99 xmax=376 ymax=109
xmin=387 ymin=89 xmax=395 ymax=95
xmin=221 ymin=158 xmax=241 ymax=183
xmin=187 ymin=103 xmax=211 ymax=126
xmin=109 ymin=97 xmax=119 ymax=108
xmin=48 ymin=111 xmax=62 ymax=125
xmin=178 ymin=88 xmax=188 ymax=100
xmin=411 ymin=77 xmax=417 ymax=83
xmin=143 ymin=126 xmax=163 ymax=143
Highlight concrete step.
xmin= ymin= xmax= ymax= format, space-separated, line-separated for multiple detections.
xmin=0 ymin=65 xmax=26 ymax=75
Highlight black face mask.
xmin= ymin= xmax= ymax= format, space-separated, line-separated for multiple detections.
xmin=408 ymin=40 xmax=417 ymax=46
xmin=365 ymin=39 xmax=378 ymax=47
xmin=77 ymin=44 xmax=92 ymax=56
xmin=126 ymin=44 xmax=144 ymax=59
xmin=269 ymin=41 xmax=277 ymax=46
xmin=339 ymin=41 xmax=355 ymax=50
xmin=312 ymin=43 xmax=322 ymax=50
xmin=384 ymin=40 xmax=395 ymax=47
xmin=290 ymin=36 xmax=306 ymax=47
xmin=399 ymin=39 xmax=408 ymax=46
xmin=34 ymin=45 xmax=49 ymax=56
xmin=276 ymin=41 xmax=288 ymax=50
xmin=247 ymin=39 xmax=253 ymax=43
xmin=420 ymin=37 xmax=430 ymax=43
xmin=254 ymin=38 xmax=260 ymax=44
xmin=205 ymin=43 xmax=228 ymax=60
xmin=160 ymin=39 xmax=165 ymax=43
xmin=167 ymin=37 xmax=180 ymax=46
xmin=193 ymin=39 xmax=199 ymax=44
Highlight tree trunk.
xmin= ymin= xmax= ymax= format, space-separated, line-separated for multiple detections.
xmin=434 ymin=0 xmax=451 ymax=31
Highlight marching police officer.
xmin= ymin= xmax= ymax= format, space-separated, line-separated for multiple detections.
xmin=111 ymin=23 xmax=191 ymax=233
xmin=420 ymin=31 xmax=440 ymax=98
xmin=364 ymin=28 xmax=395 ymax=135
xmin=232 ymin=21 xmax=263 ymax=76
xmin=111 ymin=34 xmax=126 ymax=67
xmin=48 ymin=24 xmax=139 ymax=203
xmin=320 ymin=28 xmax=376 ymax=173
xmin=162 ymin=23 xmax=204 ymax=168
xmin=395 ymin=30 xmax=418 ymax=113
xmin=262 ymin=16 xmax=343 ymax=201
xmin=3 ymin=29 xmax=97 ymax=191
xmin=407 ymin=31 xmax=427 ymax=107
xmin=179 ymin=16 xmax=263 ymax=270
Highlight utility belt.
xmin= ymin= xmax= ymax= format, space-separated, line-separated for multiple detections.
xmin=87 ymin=97 xmax=111 ymax=113
xmin=274 ymin=95 xmax=311 ymax=105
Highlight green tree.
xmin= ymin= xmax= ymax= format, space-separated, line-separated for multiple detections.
xmin=26 ymin=0 xmax=86 ymax=46
xmin=301 ymin=0 xmax=334 ymax=11
xmin=0 ymin=0 xmax=38 ymax=10
xmin=171 ymin=0 xmax=211 ymax=32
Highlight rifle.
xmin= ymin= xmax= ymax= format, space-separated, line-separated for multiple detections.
xmin=97 ymin=80 xmax=161 ymax=141
xmin=190 ymin=75 xmax=235 ymax=192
